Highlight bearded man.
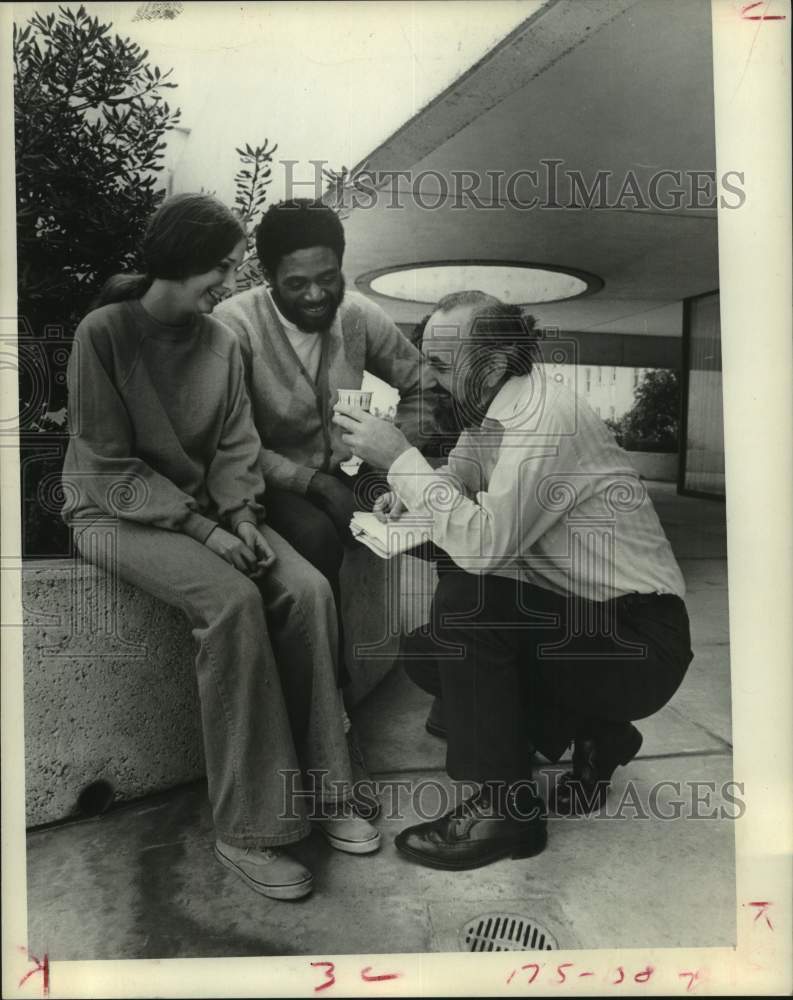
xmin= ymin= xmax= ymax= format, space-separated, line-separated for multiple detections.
xmin=215 ymin=199 xmax=441 ymax=799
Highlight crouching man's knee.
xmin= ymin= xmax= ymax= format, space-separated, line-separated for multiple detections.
xmin=433 ymin=568 xmax=483 ymax=618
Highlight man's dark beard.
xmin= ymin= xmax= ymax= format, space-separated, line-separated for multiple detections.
xmin=433 ymin=390 xmax=465 ymax=436
xmin=271 ymin=276 xmax=346 ymax=333
xmin=422 ymin=386 xmax=486 ymax=457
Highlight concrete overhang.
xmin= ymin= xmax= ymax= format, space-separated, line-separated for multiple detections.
xmin=330 ymin=0 xmax=718 ymax=348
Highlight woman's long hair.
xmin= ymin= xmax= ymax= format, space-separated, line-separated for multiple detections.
xmin=92 ymin=193 xmax=246 ymax=309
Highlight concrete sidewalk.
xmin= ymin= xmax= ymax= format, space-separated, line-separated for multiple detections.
xmin=25 ymin=485 xmax=735 ymax=959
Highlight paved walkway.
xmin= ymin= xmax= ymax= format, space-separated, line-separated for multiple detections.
xmin=26 ymin=485 xmax=734 ymax=958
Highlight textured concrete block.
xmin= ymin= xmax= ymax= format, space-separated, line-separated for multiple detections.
xmin=23 ymin=560 xmax=205 ymax=829
xmin=23 ymin=549 xmax=434 ymax=827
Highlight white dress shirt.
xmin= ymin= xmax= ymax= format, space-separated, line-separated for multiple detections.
xmin=387 ymin=367 xmax=686 ymax=602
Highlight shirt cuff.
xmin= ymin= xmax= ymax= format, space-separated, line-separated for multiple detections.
xmin=387 ymin=447 xmax=445 ymax=511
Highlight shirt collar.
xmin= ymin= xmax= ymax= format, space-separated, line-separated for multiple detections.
xmin=485 ymin=374 xmax=532 ymax=423
xmin=484 ymin=370 xmax=552 ymax=431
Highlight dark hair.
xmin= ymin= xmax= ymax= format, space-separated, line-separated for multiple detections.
xmin=408 ymin=314 xmax=431 ymax=349
xmin=93 ymin=193 xmax=246 ymax=308
xmin=255 ymin=198 xmax=345 ymax=275
xmin=93 ymin=273 xmax=154 ymax=306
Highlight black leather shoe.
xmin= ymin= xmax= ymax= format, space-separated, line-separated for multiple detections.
xmin=550 ymin=723 xmax=643 ymax=816
xmin=395 ymin=787 xmax=547 ymax=870
xmin=425 ymin=697 xmax=447 ymax=739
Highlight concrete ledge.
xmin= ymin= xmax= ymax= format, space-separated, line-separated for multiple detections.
xmin=22 ymin=549 xmax=434 ymax=827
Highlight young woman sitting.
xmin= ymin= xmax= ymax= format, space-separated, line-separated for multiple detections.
xmin=62 ymin=193 xmax=379 ymax=901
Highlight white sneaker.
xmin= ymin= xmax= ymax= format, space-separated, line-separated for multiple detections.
xmin=214 ymin=840 xmax=313 ymax=900
xmin=315 ymin=804 xmax=381 ymax=855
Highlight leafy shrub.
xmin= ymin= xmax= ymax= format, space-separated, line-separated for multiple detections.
xmin=232 ymin=140 xmax=278 ymax=292
xmin=14 ymin=4 xmax=180 ymax=557
xmin=15 ymin=4 xmax=181 ymax=336
xmin=610 ymin=369 xmax=680 ymax=453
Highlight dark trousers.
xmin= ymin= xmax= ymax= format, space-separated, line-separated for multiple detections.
xmin=403 ymin=568 xmax=693 ymax=784
xmin=265 ymin=468 xmax=389 ymax=688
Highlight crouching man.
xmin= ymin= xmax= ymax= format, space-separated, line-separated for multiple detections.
xmin=332 ymin=290 xmax=693 ymax=871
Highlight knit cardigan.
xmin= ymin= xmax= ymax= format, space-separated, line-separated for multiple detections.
xmin=214 ymin=287 xmax=436 ymax=493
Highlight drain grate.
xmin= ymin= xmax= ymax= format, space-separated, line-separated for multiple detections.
xmin=460 ymin=912 xmax=558 ymax=952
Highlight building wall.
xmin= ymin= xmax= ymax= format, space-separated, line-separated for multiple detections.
xmin=551 ymin=364 xmax=650 ymax=422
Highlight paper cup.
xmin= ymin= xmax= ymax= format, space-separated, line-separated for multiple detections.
xmin=337 ymin=389 xmax=372 ymax=411
xmin=337 ymin=390 xmax=371 ymax=477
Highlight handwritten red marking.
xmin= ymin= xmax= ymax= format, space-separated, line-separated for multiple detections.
xmin=506 ymin=969 xmax=517 ymax=985
xmin=521 ymin=962 xmax=542 ymax=984
xmin=634 ymin=965 xmax=655 ymax=984
xmin=360 ymin=967 xmax=401 ymax=982
xmin=578 ymin=971 xmax=594 ymax=977
xmin=679 ymin=970 xmax=701 ymax=993
xmin=310 ymin=961 xmax=336 ymax=992
xmin=555 ymin=962 xmax=574 ymax=984
xmin=612 ymin=966 xmax=625 ymax=985
xmin=18 ymin=952 xmax=49 ymax=996
xmin=747 ymin=901 xmax=774 ymax=929
xmin=740 ymin=1 xmax=785 ymax=18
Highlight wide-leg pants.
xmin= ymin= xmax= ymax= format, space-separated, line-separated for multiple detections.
xmin=75 ymin=518 xmax=353 ymax=848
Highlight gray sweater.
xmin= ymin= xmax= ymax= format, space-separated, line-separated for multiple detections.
xmin=214 ymin=287 xmax=437 ymax=493
xmin=62 ymin=300 xmax=265 ymax=540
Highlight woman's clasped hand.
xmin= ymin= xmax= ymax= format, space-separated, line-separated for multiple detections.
xmin=204 ymin=522 xmax=277 ymax=577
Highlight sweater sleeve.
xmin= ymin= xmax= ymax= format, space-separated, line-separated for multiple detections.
xmin=257 ymin=448 xmax=317 ymax=494
xmin=205 ymin=337 xmax=267 ymax=530
xmin=62 ymin=320 xmax=217 ymax=541
xmin=214 ymin=300 xmax=317 ymax=495
xmin=358 ymin=299 xmax=440 ymax=447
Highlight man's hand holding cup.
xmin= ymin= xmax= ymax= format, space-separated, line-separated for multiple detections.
xmin=336 ymin=389 xmax=372 ymax=476
xmin=333 ymin=389 xmax=412 ymax=471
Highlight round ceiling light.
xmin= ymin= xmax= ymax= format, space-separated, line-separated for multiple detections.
xmin=361 ymin=261 xmax=602 ymax=305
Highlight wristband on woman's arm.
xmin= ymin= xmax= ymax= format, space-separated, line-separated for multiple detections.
xmin=183 ymin=510 xmax=220 ymax=543
xmin=229 ymin=504 xmax=265 ymax=532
